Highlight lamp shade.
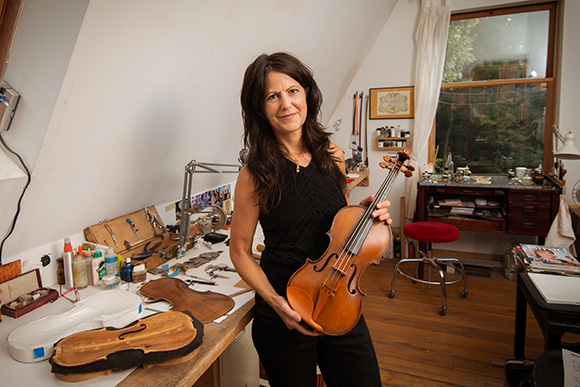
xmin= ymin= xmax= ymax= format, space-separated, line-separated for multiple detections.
xmin=554 ymin=131 xmax=580 ymax=160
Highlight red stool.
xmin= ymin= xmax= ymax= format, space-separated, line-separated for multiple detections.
xmin=388 ymin=221 xmax=468 ymax=315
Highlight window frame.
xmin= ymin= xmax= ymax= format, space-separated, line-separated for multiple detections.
xmin=430 ymin=2 xmax=559 ymax=174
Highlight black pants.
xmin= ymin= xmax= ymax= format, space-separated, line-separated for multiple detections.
xmin=252 ymin=296 xmax=382 ymax=387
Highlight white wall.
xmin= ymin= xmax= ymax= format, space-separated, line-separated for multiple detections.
xmin=1 ymin=0 xmax=578 ymax=278
xmin=0 ymin=0 xmax=398 ymax=275
xmin=329 ymin=0 xmax=580 ymax=256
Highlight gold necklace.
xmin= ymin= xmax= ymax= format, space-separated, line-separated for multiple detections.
xmin=292 ymin=150 xmax=305 ymax=173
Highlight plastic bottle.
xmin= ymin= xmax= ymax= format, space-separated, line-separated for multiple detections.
xmin=82 ymin=248 xmax=93 ymax=287
xmin=91 ymin=248 xmax=105 ymax=286
xmin=105 ymin=247 xmax=118 ymax=276
xmin=445 ymin=152 xmax=454 ymax=176
xmin=62 ymin=238 xmax=75 ymax=290
xmin=121 ymin=257 xmax=133 ymax=283
xmin=72 ymin=249 xmax=88 ymax=289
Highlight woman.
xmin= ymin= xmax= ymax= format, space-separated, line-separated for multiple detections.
xmin=229 ymin=52 xmax=391 ymax=387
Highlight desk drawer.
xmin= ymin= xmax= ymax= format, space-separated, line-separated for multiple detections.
xmin=508 ymin=217 xmax=550 ymax=235
xmin=509 ymin=190 xmax=551 ymax=206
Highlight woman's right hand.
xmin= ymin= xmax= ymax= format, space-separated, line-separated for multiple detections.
xmin=271 ymin=295 xmax=322 ymax=337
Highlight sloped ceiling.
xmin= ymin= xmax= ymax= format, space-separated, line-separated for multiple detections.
xmin=4 ymin=0 xmax=400 ymax=256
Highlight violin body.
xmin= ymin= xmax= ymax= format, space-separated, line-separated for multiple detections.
xmin=287 ymin=205 xmax=392 ymax=335
xmin=50 ymin=310 xmax=204 ymax=382
xmin=139 ymin=277 xmax=234 ymax=323
xmin=287 ymin=150 xmax=412 ymax=336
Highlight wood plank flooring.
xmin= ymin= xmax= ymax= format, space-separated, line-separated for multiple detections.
xmin=360 ymin=258 xmax=545 ymax=387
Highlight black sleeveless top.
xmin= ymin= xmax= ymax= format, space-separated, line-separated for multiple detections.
xmin=258 ymin=158 xmax=347 ymax=297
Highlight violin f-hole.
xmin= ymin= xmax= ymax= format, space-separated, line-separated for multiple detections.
xmin=118 ymin=324 xmax=147 ymax=340
xmin=313 ymin=253 xmax=337 ymax=272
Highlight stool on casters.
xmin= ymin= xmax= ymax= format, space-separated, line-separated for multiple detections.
xmin=388 ymin=221 xmax=468 ymax=315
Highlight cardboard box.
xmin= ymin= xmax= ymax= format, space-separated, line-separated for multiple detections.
xmin=0 ymin=269 xmax=59 ymax=318
xmin=83 ymin=206 xmax=178 ymax=271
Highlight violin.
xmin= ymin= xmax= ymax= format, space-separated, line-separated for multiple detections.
xmin=287 ymin=150 xmax=414 ymax=335
xmin=139 ymin=277 xmax=235 ymax=323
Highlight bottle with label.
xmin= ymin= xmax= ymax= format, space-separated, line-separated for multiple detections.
xmin=72 ymin=249 xmax=88 ymax=289
xmin=91 ymin=248 xmax=105 ymax=286
xmin=445 ymin=152 xmax=454 ymax=176
xmin=82 ymin=248 xmax=93 ymax=286
xmin=105 ymin=248 xmax=118 ymax=277
xmin=121 ymin=257 xmax=133 ymax=283
xmin=62 ymin=238 xmax=75 ymax=290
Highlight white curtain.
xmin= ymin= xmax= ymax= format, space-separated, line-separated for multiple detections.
xmin=404 ymin=0 xmax=451 ymax=219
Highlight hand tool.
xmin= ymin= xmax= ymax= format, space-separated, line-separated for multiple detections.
xmin=104 ymin=224 xmax=118 ymax=247
xmin=145 ymin=207 xmax=164 ymax=235
xmin=126 ymin=218 xmax=139 ymax=238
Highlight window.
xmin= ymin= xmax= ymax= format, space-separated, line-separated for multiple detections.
xmin=434 ymin=3 xmax=557 ymax=174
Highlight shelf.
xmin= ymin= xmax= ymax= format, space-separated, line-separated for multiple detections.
xmin=376 ymin=137 xmax=408 ymax=150
xmin=347 ymin=168 xmax=369 ymax=190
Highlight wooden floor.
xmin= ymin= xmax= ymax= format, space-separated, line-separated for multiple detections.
xmin=360 ymin=258 xmax=545 ymax=387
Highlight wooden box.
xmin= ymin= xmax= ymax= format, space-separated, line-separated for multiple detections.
xmin=0 ymin=269 xmax=59 ymax=318
xmin=83 ymin=206 xmax=178 ymax=271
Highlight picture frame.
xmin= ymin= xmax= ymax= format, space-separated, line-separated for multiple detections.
xmin=369 ymin=87 xmax=414 ymax=119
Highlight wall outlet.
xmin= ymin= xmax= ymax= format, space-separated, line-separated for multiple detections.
xmin=0 ymin=81 xmax=20 ymax=132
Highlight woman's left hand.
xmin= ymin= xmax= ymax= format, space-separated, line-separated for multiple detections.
xmin=360 ymin=194 xmax=392 ymax=224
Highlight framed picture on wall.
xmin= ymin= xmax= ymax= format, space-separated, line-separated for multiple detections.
xmin=369 ymin=87 xmax=414 ymax=119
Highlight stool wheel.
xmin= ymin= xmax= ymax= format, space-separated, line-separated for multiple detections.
xmin=439 ymin=306 xmax=447 ymax=316
xmin=461 ymin=290 xmax=469 ymax=298
xmin=388 ymin=290 xmax=395 ymax=298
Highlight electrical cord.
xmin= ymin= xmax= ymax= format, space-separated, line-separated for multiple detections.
xmin=0 ymin=130 xmax=31 ymax=265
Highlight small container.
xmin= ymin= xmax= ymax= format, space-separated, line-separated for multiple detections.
xmin=105 ymin=248 xmax=118 ymax=276
xmin=99 ymin=275 xmax=121 ymax=290
xmin=56 ymin=258 xmax=65 ymax=285
xmin=121 ymin=258 xmax=133 ymax=283
xmin=72 ymin=250 xmax=88 ymax=289
xmin=91 ymin=248 xmax=104 ymax=286
xmin=131 ymin=264 xmax=147 ymax=283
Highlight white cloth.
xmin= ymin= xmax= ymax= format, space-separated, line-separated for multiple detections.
xmin=405 ymin=0 xmax=451 ymax=219
xmin=545 ymin=195 xmax=577 ymax=256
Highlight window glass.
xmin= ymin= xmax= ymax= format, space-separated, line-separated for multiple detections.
xmin=436 ymin=6 xmax=553 ymax=174
xmin=443 ymin=10 xmax=549 ymax=83
xmin=436 ymin=83 xmax=547 ymax=173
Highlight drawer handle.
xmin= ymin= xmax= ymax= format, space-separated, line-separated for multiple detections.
xmin=523 ymin=222 xmax=535 ymax=228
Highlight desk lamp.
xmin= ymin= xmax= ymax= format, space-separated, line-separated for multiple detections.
xmin=551 ymin=125 xmax=580 ymax=200
xmin=178 ymin=152 xmax=246 ymax=256
xmin=553 ymin=125 xmax=580 ymax=160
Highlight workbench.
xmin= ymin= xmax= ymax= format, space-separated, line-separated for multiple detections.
xmin=0 ymin=233 xmax=257 ymax=387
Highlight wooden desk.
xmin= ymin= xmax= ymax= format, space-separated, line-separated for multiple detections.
xmin=513 ymin=272 xmax=580 ymax=359
xmin=417 ymin=176 xmax=560 ymax=236
xmin=118 ymin=299 xmax=254 ymax=387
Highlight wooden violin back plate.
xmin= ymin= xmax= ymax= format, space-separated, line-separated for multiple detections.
xmin=50 ymin=310 xmax=204 ymax=382
xmin=139 ymin=277 xmax=234 ymax=323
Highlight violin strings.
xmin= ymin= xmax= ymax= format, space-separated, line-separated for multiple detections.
xmin=323 ymin=161 xmax=402 ymax=291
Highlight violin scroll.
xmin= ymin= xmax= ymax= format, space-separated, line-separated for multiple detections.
xmin=379 ymin=149 xmax=414 ymax=178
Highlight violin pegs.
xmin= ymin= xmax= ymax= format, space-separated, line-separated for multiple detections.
xmin=379 ymin=162 xmax=388 ymax=169
xmin=407 ymin=165 xmax=416 ymax=171
xmin=383 ymin=155 xmax=392 ymax=163
xmin=405 ymin=170 xmax=413 ymax=177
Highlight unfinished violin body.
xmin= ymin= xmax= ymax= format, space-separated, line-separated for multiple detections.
xmin=49 ymin=310 xmax=204 ymax=382
xmin=139 ymin=277 xmax=234 ymax=323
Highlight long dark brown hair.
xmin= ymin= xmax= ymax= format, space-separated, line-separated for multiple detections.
xmin=240 ymin=52 xmax=346 ymax=213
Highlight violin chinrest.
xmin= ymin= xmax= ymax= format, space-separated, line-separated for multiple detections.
xmin=287 ymin=286 xmax=323 ymax=333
